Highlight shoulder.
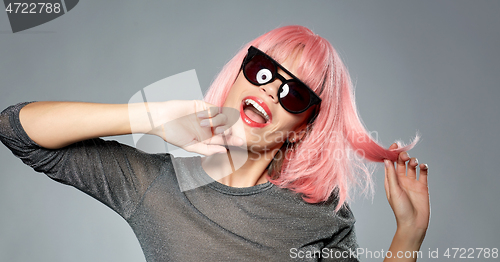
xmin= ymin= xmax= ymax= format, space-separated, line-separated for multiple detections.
xmin=69 ymin=138 xmax=175 ymax=176
xmin=269 ymin=186 xmax=356 ymax=226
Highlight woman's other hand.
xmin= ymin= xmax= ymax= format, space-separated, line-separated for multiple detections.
xmin=143 ymin=100 xmax=244 ymax=156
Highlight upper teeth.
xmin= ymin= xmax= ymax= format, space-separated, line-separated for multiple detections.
xmin=244 ymin=99 xmax=270 ymax=121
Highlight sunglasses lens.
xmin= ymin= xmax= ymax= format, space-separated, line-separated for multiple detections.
xmin=243 ymin=47 xmax=319 ymax=114
xmin=244 ymin=54 xmax=275 ymax=85
xmin=279 ymin=81 xmax=311 ymax=113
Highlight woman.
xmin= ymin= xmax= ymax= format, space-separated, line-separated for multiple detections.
xmin=0 ymin=25 xmax=429 ymax=261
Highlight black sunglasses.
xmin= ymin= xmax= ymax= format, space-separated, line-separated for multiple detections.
xmin=242 ymin=46 xmax=322 ymax=114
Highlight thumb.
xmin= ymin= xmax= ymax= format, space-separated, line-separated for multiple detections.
xmin=184 ymin=143 xmax=227 ymax=156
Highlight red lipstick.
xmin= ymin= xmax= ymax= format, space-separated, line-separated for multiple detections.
xmin=240 ymin=96 xmax=273 ymax=128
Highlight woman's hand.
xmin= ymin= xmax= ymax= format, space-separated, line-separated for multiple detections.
xmin=382 ymin=143 xmax=430 ymax=261
xmin=144 ymin=100 xmax=244 ymax=156
xmin=384 ymin=143 xmax=430 ymax=233
xmin=383 ymin=143 xmax=430 ymax=261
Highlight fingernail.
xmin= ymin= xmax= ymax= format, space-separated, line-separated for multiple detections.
xmin=422 ymin=164 xmax=429 ymax=170
xmin=200 ymin=119 xmax=210 ymax=127
xmin=414 ymin=158 xmax=419 ymax=165
xmin=404 ymin=152 xmax=410 ymax=159
xmin=216 ymin=148 xmax=227 ymax=154
xmin=215 ymin=127 xmax=225 ymax=134
xmin=384 ymin=159 xmax=391 ymax=168
xmin=197 ymin=111 xmax=207 ymax=118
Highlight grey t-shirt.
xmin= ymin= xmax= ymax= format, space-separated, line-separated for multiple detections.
xmin=0 ymin=102 xmax=360 ymax=262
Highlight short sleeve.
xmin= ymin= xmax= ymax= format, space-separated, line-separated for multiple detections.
xmin=0 ymin=102 xmax=168 ymax=220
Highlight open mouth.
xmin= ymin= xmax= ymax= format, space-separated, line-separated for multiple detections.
xmin=240 ymin=96 xmax=272 ymax=127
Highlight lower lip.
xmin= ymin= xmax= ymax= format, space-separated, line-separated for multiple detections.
xmin=240 ymin=101 xmax=269 ymax=128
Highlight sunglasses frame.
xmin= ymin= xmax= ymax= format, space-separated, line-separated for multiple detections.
xmin=242 ymin=46 xmax=322 ymax=114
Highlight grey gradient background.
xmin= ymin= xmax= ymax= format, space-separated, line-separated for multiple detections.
xmin=1 ymin=0 xmax=499 ymax=261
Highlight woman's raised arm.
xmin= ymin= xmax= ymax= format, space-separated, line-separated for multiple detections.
xmin=19 ymin=101 xmax=154 ymax=149
xmin=18 ymin=100 xmax=243 ymax=155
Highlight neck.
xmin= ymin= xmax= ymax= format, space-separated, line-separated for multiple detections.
xmin=201 ymin=145 xmax=280 ymax=187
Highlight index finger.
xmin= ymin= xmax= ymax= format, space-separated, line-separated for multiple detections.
xmin=397 ymin=151 xmax=410 ymax=177
xmin=384 ymin=159 xmax=402 ymax=196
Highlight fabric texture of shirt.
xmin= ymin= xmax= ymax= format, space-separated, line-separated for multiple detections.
xmin=0 ymin=102 xmax=360 ymax=262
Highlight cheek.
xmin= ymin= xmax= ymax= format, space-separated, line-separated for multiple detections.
xmin=224 ymin=76 xmax=248 ymax=107
xmin=275 ymin=114 xmax=306 ymax=131
xmin=224 ymin=88 xmax=240 ymax=108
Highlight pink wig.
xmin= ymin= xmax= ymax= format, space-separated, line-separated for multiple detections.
xmin=204 ymin=25 xmax=418 ymax=211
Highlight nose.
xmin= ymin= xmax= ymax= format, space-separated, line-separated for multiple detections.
xmin=259 ymin=78 xmax=283 ymax=103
